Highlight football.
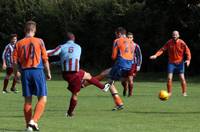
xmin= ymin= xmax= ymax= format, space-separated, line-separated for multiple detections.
xmin=159 ymin=90 xmax=169 ymax=101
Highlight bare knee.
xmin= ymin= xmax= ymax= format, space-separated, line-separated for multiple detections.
xmin=83 ymin=72 xmax=92 ymax=80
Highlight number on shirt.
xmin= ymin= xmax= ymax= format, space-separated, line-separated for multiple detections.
xmin=22 ymin=43 xmax=35 ymax=61
xmin=68 ymin=47 xmax=74 ymax=53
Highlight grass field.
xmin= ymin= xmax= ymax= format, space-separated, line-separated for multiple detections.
xmin=0 ymin=73 xmax=200 ymax=132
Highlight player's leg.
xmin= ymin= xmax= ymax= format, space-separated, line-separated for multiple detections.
xmin=121 ymin=80 xmax=128 ymax=96
xmin=83 ymin=70 xmax=111 ymax=92
xmin=167 ymin=63 xmax=175 ymax=96
xmin=108 ymin=65 xmax=124 ymax=110
xmin=2 ymin=68 xmax=12 ymax=93
xmin=27 ymin=69 xmax=47 ymax=131
xmin=178 ymin=62 xmax=187 ymax=96
xmin=95 ymin=68 xmax=111 ymax=80
xmin=126 ymin=64 xmax=137 ymax=97
xmin=10 ymin=69 xmax=18 ymax=93
xmin=67 ymin=93 xmax=78 ymax=117
xmin=21 ymin=70 xmax=33 ymax=129
xmin=82 ymin=68 xmax=111 ymax=87
xmin=167 ymin=73 xmax=173 ymax=96
xmin=32 ymin=96 xmax=47 ymax=123
xmin=24 ymin=96 xmax=32 ymax=128
xmin=110 ymin=84 xmax=124 ymax=111
xmin=128 ymin=75 xmax=134 ymax=97
xmin=62 ymin=71 xmax=82 ymax=117
xmin=179 ymin=73 xmax=187 ymax=96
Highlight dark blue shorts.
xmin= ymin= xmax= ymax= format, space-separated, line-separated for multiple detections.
xmin=21 ymin=69 xmax=47 ymax=97
xmin=168 ymin=62 xmax=185 ymax=74
xmin=109 ymin=64 xmax=129 ymax=80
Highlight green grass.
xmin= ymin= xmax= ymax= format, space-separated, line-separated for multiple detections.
xmin=0 ymin=73 xmax=200 ymax=132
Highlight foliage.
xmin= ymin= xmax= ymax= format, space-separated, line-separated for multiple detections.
xmin=0 ymin=0 xmax=200 ymax=74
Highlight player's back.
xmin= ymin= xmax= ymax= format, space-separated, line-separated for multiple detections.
xmin=113 ymin=37 xmax=134 ymax=60
xmin=13 ymin=36 xmax=48 ymax=69
xmin=112 ymin=36 xmax=134 ymax=69
xmin=60 ymin=40 xmax=81 ymax=71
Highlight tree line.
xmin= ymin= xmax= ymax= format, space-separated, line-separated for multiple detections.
xmin=0 ymin=0 xmax=200 ymax=75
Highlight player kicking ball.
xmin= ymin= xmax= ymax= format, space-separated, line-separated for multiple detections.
xmin=47 ymin=32 xmax=112 ymax=117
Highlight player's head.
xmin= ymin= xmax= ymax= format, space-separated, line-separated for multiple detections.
xmin=10 ymin=34 xmax=17 ymax=44
xmin=127 ymin=32 xmax=134 ymax=41
xmin=115 ymin=27 xmax=126 ymax=38
xmin=66 ymin=32 xmax=75 ymax=41
xmin=172 ymin=30 xmax=180 ymax=41
xmin=24 ymin=20 xmax=37 ymax=35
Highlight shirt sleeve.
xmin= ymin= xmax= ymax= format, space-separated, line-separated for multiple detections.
xmin=2 ymin=45 xmax=7 ymax=61
xmin=13 ymin=43 xmax=18 ymax=64
xmin=47 ymin=45 xmax=61 ymax=56
xmin=111 ymin=40 xmax=118 ymax=60
xmin=40 ymin=39 xmax=49 ymax=63
xmin=184 ymin=42 xmax=191 ymax=61
xmin=155 ymin=42 xmax=168 ymax=57
xmin=135 ymin=44 xmax=142 ymax=66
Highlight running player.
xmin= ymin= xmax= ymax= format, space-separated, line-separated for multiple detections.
xmin=108 ymin=27 xmax=135 ymax=109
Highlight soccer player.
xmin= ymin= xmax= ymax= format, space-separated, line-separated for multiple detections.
xmin=150 ymin=30 xmax=191 ymax=96
xmin=121 ymin=32 xmax=142 ymax=97
xmin=13 ymin=21 xmax=51 ymax=131
xmin=81 ymin=68 xmax=124 ymax=111
xmin=2 ymin=34 xmax=19 ymax=93
xmin=108 ymin=27 xmax=135 ymax=109
xmin=47 ymin=32 xmax=111 ymax=117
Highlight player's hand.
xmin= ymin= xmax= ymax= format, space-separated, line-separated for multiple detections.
xmin=149 ymin=55 xmax=157 ymax=59
xmin=2 ymin=63 xmax=7 ymax=70
xmin=136 ymin=66 xmax=141 ymax=71
xmin=185 ymin=60 xmax=190 ymax=67
xmin=46 ymin=73 xmax=51 ymax=80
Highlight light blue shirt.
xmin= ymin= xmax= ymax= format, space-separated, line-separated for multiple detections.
xmin=47 ymin=40 xmax=81 ymax=71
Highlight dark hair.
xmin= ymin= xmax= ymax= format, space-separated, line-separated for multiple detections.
xmin=10 ymin=34 xmax=17 ymax=39
xmin=115 ymin=27 xmax=126 ymax=35
xmin=66 ymin=32 xmax=75 ymax=40
xmin=127 ymin=32 xmax=133 ymax=36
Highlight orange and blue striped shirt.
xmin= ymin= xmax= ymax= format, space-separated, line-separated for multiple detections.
xmin=112 ymin=36 xmax=135 ymax=69
xmin=13 ymin=36 xmax=48 ymax=69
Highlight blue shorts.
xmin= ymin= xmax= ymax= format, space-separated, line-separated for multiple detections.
xmin=21 ymin=68 xmax=47 ymax=97
xmin=109 ymin=64 xmax=129 ymax=80
xmin=168 ymin=62 xmax=185 ymax=74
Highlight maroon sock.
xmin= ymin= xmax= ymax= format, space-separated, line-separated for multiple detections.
xmin=121 ymin=81 xmax=127 ymax=96
xmin=3 ymin=79 xmax=9 ymax=91
xmin=87 ymin=77 xmax=104 ymax=89
xmin=67 ymin=98 xmax=77 ymax=115
xmin=121 ymin=81 xmax=126 ymax=89
xmin=128 ymin=83 xmax=133 ymax=96
xmin=11 ymin=79 xmax=17 ymax=90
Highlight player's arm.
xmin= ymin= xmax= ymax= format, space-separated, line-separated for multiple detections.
xmin=13 ymin=44 xmax=18 ymax=76
xmin=111 ymin=40 xmax=118 ymax=60
xmin=41 ymin=40 xmax=51 ymax=80
xmin=150 ymin=43 xmax=168 ymax=59
xmin=184 ymin=44 xmax=191 ymax=67
xmin=47 ymin=46 xmax=61 ymax=56
xmin=135 ymin=44 xmax=142 ymax=71
xmin=2 ymin=46 xmax=7 ymax=70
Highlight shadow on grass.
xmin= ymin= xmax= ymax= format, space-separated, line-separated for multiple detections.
xmin=0 ymin=115 xmax=23 ymax=118
xmin=0 ymin=128 xmax=25 ymax=132
xmin=127 ymin=111 xmax=200 ymax=114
